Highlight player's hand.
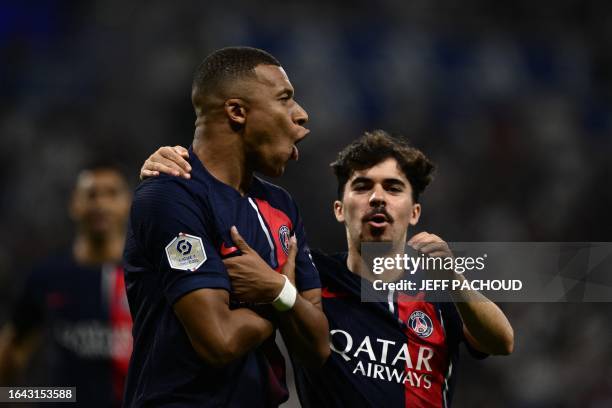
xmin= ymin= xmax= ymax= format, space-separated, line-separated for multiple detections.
xmin=408 ymin=232 xmax=453 ymax=258
xmin=223 ymin=226 xmax=286 ymax=303
xmin=280 ymin=235 xmax=298 ymax=286
xmin=140 ymin=145 xmax=191 ymax=180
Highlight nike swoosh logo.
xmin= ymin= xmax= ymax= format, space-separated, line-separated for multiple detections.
xmin=219 ymin=242 xmax=238 ymax=257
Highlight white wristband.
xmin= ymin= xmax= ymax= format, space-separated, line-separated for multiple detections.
xmin=272 ymin=275 xmax=297 ymax=312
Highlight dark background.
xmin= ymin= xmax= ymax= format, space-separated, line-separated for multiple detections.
xmin=1 ymin=1 xmax=611 ymax=406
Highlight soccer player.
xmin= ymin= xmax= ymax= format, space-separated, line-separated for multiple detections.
xmin=122 ymin=47 xmax=329 ymax=407
xmin=0 ymin=163 xmax=133 ymax=408
xmin=143 ymin=130 xmax=514 ymax=407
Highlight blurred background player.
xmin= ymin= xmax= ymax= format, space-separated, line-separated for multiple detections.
xmin=142 ymin=130 xmax=514 ymax=407
xmin=0 ymin=163 xmax=133 ymax=408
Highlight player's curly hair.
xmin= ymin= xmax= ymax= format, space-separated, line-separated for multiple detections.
xmin=331 ymin=130 xmax=435 ymax=203
xmin=192 ymin=46 xmax=280 ymax=100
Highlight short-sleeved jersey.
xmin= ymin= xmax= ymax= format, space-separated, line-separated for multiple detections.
xmin=294 ymin=251 xmax=485 ymax=408
xmin=122 ymin=147 xmax=319 ymax=407
xmin=10 ymin=252 xmax=132 ymax=408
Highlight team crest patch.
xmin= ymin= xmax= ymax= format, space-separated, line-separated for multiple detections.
xmin=279 ymin=225 xmax=291 ymax=255
xmin=408 ymin=310 xmax=434 ymax=338
xmin=165 ymin=233 xmax=207 ymax=271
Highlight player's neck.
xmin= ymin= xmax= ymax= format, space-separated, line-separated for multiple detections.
xmin=346 ymin=241 xmax=406 ymax=283
xmin=193 ymin=127 xmax=252 ymax=195
xmin=73 ymin=232 xmax=124 ymax=265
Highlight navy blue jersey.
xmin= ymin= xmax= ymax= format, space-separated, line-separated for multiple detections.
xmin=10 ymin=252 xmax=132 ymax=408
xmin=294 ymin=251 xmax=485 ymax=408
xmin=122 ymin=147 xmax=319 ymax=407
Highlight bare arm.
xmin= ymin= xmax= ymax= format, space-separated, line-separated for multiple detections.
xmin=410 ymin=232 xmax=514 ymax=355
xmin=224 ymin=228 xmax=330 ymax=367
xmin=276 ymin=288 xmax=330 ymax=368
xmin=0 ymin=324 xmax=41 ymax=384
xmin=173 ymin=288 xmax=274 ymax=366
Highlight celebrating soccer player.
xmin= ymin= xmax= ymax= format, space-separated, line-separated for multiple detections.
xmin=144 ymin=130 xmax=514 ymax=407
xmin=122 ymin=47 xmax=329 ymax=407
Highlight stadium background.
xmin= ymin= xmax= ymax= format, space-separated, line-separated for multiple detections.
xmin=1 ymin=0 xmax=611 ymax=406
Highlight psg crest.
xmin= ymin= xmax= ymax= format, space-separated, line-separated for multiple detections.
xmin=408 ymin=310 xmax=434 ymax=338
xmin=278 ymin=225 xmax=291 ymax=255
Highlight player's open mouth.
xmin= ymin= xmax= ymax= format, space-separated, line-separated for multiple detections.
xmin=367 ymin=213 xmax=389 ymax=228
xmin=291 ymin=145 xmax=299 ymax=161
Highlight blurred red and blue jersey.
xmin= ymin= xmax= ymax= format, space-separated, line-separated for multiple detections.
xmin=11 ymin=253 xmax=132 ymax=408
xmin=122 ymin=147 xmax=320 ymax=407
xmin=294 ymin=251 xmax=486 ymax=408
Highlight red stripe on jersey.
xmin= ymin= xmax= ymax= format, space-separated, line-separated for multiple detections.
xmin=397 ymin=293 xmax=449 ymax=408
xmin=254 ymin=199 xmax=293 ymax=272
xmin=321 ymin=287 xmax=350 ymax=298
xmin=109 ymin=266 xmax=133 ymax=407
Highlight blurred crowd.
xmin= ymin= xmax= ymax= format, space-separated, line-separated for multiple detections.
xmin=1 ymin=0 xmax=611 ymax=406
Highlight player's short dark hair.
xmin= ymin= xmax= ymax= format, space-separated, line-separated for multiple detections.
xmin=77 ymin=159 xmax=129 ymax=186
xmin=192 ymin=47 xmax=281 ymax=100
xmin=331 ymin=130 xmax=435 ymax=203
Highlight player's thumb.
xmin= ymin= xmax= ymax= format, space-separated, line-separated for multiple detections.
xmin=281 ymin=236 xmax=298 ymax=282
xmin=230 ymin=226 xmax=251 ymax=253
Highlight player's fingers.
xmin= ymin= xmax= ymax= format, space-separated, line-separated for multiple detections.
xmin=139 ymin=169 xmax=160 ymax=180
xmin=419 ymin=242 xmax=450 ymax=255
xmin=407 ymin=232 xmax=430 ymax=246
xmin=160 ymin=147 xmax=192 ymax=174
xmin=230 ymin=226 xmax=252 ymax=253
xmin=410 ymin=238 xmax=432 ymax=251
xmin=173 ymin=145 xmax=190 ymax=158
xmin=150 ymin=157 xmax=187 ymax=177
xmin=427 ymin=251 xmax=450 ymax=258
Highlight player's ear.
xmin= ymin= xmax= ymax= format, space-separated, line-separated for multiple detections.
xmin=409 ymin=203 xmax=421 ymax=226
xmin=334 ymin=200 xmax=344 ymax=223
xmin=224 ymin=99 xmax=247 ymax=125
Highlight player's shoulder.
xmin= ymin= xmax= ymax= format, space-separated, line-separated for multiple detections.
xmin=133 ymin=175 xmax=211 ymax=213
xmin=310 ymin=249 xmax=346 ymax=276
xmin=25 ymin=250 xmax=76 ymax=285
xmin=255 ymin=177 xmax=295 ymax=203
xmin=32 ymin=250 xmax=74 ymax=272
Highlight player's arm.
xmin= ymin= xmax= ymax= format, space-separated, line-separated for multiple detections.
xmin=0 ymin=324 xmax=41 ymax=384
xmin=275 ymin=281 xmax=330 ymax=369
xmin=410 ymin=232 xmax=514 ymax=356
xmin=132 ymin=182 xmax=275 ymax=367
xmin=224 ymin=228 xmax=330 ymax=368
xmin=174 ymin=288 xmax=273 ymax=366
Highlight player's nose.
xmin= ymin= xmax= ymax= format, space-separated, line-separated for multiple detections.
xmin=293 ymin=102 xmax=308 ymax=127
xmin=368 ymin=185 xmax=386 ymax=207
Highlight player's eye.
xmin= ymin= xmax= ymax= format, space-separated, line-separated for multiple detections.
xmin=352 ymin=183 xmax=369 ymax=191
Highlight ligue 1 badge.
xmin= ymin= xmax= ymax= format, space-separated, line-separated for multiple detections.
xmin=165 ymin=233 xmax=207 ymax=271
xmin=279 ymin=225 xmax=291 ymax=255
xmin=408 ymin=310 xmax=434 ymax=338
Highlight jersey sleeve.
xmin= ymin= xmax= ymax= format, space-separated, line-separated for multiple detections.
xmin=290 ymin=199 xmax=321 ymax=292
xmin=129 ymin=179 xmax=230 ymax=305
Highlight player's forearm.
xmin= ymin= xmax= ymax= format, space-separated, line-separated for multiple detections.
xmin=277 ymin=294 xmax=330 ymax=368
xmin=198 ymin=308 xmax=275 ymax=366
xmin=450 ymin=282 xmax=514 ymax=355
